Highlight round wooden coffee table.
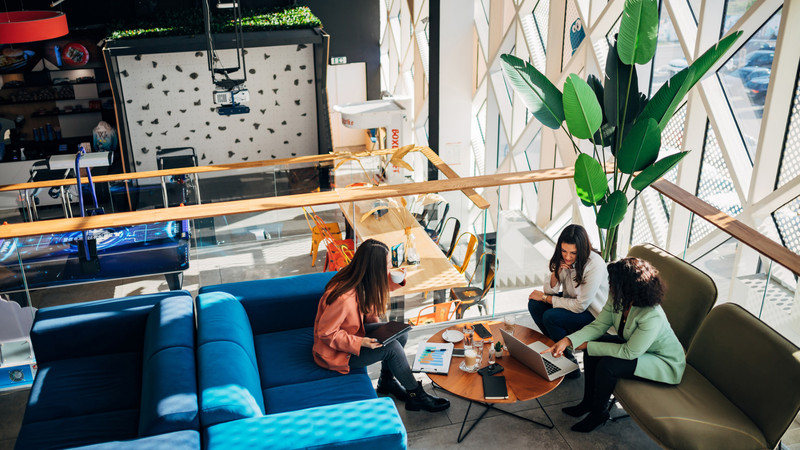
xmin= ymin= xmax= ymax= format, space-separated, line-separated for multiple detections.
xmin=427 ymin=321 xmax=562 ymax=442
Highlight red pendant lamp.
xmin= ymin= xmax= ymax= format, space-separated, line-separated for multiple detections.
xmin=0 ymin=11 xmax=68 ymax=44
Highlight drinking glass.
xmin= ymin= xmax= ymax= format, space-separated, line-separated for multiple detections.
xmin=463 ymin=327 xmax=473 ymax=347
xmin=472 ymin=339 xmax=484 ymax=367
xmin=503 ymin=315 xmax=516 ymax=336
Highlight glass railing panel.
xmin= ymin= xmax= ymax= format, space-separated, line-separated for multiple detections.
xmin=0 ymin=237 xmax=37 ymax=391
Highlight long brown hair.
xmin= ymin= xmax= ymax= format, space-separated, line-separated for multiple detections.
xmin=549 ymin=224 xmax=598 ymax=286
xmin=607 ymin=257 xmax=665 ymax=312
xmin=324 ymin=239 xmax=390 ymax=316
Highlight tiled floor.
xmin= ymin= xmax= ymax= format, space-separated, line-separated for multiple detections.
xmin=1 ymin=215 xmax=799 ymax=449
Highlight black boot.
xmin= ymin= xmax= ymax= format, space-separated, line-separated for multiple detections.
xmin=570 ymin=410 xmax=609 ymax=432
xmin=405 ymin=382 xmax=450 ymax=412
xmin=562 ymin=402 xmax=591 ymax=417
xmin=376 ymin=373 xmax=409 ymax=401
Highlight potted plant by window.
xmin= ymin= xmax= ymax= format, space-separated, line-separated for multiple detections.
xmin=500 ymin=0 xmax=741 ymax=261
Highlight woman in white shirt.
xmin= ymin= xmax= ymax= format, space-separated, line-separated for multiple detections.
xmin=528 ymin=225 xmax=608 ymax=374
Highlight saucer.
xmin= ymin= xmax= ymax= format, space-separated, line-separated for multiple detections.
xmin=442 ymin=330 xmax=464 ymax=343
xmin=459 ymin=361 xmax=478 ymax=373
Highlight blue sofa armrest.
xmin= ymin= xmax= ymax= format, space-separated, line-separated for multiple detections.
xmin=70 ymin=430 xmax=200 ymax=449
xmin=196 ymin=291 xmax=265 ymax=427
xmin=204 ymin=398 xmax=406 ymax=450
xmin=31 ymin=292 xmax=192 ymax=364
xmin=139 ymin=295 xmax=199 ymax=437
xmin=198 ymin=272 xmax=335 ymax=335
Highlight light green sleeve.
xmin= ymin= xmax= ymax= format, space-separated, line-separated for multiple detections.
xmin=567 ymin=299 xmax=615 ymax=348
xmin=587 ymin=308 xmax=662 ymax=360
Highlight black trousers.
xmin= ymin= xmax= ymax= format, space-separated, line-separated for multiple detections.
xmin=348 ymin=323 xmax=417 ymax=390
xmin=581 ymin=334 xmax=640 ymax=413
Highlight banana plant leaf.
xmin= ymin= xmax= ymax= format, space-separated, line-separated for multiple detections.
xmin=631 ymin=151 xmax=689 ymax=190
xmin=604 ymin=43 xmax=640 ymax=130
xmin=685 ymin=31 xmax=743 ymax=90
xmin=637 ymin=31 xmax=741 ymax=130
xmin=596 ymin=190 xmax=628 ymax=229
xmin=574 ymin=153 xmax=608 ymax=204
xmin=617 ymin=118 xmax=661 ymax=174
xmin=592 ymin=122 xmax=617 ymax=149
xmin=617 ymin=0 xmax=659 ymax=65
xmin=500 ymin=54 xmax=565 ymax=130
xmin=586 ymin=74 xmax=616 ymax=147
xmin=563 ymin=74 xmax=603 ymax=139
xmin=637 ymin=66 xmax=694 ymax=130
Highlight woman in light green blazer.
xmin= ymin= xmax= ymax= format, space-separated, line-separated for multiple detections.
xmin=544 ymin=257 xmax=685 ymax=433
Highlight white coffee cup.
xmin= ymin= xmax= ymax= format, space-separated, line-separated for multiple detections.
xmin=390 ymin=269 xmax=405 ymax=283
xmin=464 ymin=348 xmax=477 ymax=369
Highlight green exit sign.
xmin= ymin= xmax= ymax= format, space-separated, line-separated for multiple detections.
xmin=330 ymin=56 xmax=347 ymax=65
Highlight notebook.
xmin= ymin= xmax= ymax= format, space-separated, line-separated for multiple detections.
xmin=482 ymin=374 xmax=508 ymax=400
xmin=366 ymin=321 xmax=412 ymax=345
xmin=500 ymin=329 xmax=579 ymax=381
xmin=411 ymin=342 xmax=453 ymax=374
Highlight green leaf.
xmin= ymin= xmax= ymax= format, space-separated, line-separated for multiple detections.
xmin=591 ymin=122 xmax=616 ymax=148
xmin=596 ymin=190 xmax=628 ymax=229
xmin=631 ymin=151 xmax=690 ymax=190
xmin=500 ymin=54 xmax=565 ymax=129
xmin=574 ymin=153 xmax=608 ymax=204
xmin=617 ymin=0 xmax=659 ymax=65
xmin=685 ymin=31 xmax=743 ymax=89
xmin=617 ymin=118 xmax=661 ymax=174
xmin=637 ymin=31 xmax=741 ymax=130
xmin=563 ymin=74 xmax=603 ymax=139
xmin=604 ymin=43 xmax=640 ymax=129
xmin=637 ymin=66 xmax=693 ymax=130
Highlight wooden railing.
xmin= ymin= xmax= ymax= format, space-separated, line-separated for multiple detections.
xmin=1 ymin=163 xmax=798 ymax=276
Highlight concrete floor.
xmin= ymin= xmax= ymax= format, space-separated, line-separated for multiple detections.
xmin=1 ymin=214 xmax=798 ymax=449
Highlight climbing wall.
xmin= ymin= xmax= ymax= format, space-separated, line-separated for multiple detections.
xmin=115 ymin=44 xmax=318 ymax=173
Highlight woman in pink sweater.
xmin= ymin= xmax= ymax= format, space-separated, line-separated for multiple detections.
xmin=313 ymin=238 xmax=449 ymax=412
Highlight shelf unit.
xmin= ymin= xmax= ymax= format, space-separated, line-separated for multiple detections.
xmin=0 ymin=67 xmax=115 ymax=163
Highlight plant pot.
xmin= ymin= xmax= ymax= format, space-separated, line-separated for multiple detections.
xmin=495 ymin=349 xmax=504 ymax=358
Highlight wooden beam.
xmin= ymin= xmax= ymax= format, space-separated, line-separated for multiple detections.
xmin=419 ymin=146 xmax=490 ymax=209
xmin=0 ymin=149 xmax=400 ymax=192
xmin=652 ymin=179 xmax=800 ymax=276
xmin=0 ymin=166 xmax=576 ymax=239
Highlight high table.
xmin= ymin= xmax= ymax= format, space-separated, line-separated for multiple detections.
xmin=339 ymin=200 xmax=467 ymax=319
xmin=427 ymin=322 xmax=561 ymax=442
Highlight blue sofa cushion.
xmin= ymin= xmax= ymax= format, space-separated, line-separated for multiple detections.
xmin=31 ymin=292 xmax=190 ymax=364
xmin=204 ymin=398 xmax=407 ymax=450
xmin=139 ymin=296 xmax=199 ymax=436
xmin=199 ymin=272 xmax=335 ymax=335
xmin=263 ymin=373 xmax=376 ymax=414
xmin=196 ymin=291 xmax=265 ymax=426
xmin=253 ymin=327 xmax=366 ymax=389
xmin=15 ymin=409 xmax=139 ymax=450
xmin=70 ymin=429 xmax=201 ymax=449
xmin=22 ymin=352 xmax=141 ymax=423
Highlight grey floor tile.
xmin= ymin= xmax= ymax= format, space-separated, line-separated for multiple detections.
xmin=542 ymin=402 xmax=660 ymax=450
xmin=0 ymin=388 xmax=29 ymax=441
xmin=408 ymin=408 xmax=570 ymax=450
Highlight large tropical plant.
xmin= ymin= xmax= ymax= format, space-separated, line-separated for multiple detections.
xmin=501 ymin=0 xmax=741 ymax=261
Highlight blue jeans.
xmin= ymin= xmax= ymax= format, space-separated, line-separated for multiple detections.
xmin=528 ymin=299 xmax=594 ymax=343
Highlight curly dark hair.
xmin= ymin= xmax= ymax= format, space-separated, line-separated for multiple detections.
xmin=607 ymin=257 xmax=665 ymax=312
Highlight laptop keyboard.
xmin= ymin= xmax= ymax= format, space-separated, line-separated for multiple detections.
xmin=543 ymin=358 xmax=560 ymax=375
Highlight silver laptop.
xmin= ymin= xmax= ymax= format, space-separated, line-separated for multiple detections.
xmin=500 ymin=329 xmax=579 ymax=381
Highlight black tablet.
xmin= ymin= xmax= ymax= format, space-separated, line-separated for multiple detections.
xmin=366 ymin=321 xmax=412 ymax=345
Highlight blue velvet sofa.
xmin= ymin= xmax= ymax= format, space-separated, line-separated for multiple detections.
xmin=15 ymin=292 xmax=200 ymax=449
xmin=196 ymin=272 xmax=407 ymax=450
